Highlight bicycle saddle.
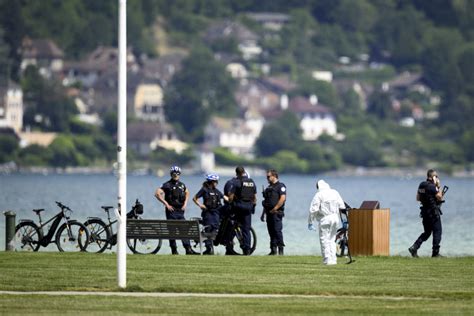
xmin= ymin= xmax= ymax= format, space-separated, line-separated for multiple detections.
xmin=101 ymin=206 xmax=114 ymax=211
xmin=32 ymin=209 xmax=45 ymax=214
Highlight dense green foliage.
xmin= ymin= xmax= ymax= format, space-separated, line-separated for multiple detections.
xmin=0 ymin=0 xmax=473 ymax=171
xmin=164 ymin=46 xmax=237 ymax=142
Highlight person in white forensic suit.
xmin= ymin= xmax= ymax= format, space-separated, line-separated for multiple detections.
xmin=308 ymin=180 xmax=345 ymax=265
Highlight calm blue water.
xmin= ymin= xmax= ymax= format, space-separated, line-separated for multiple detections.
xmin=1 ymin=174 xmax=472 ymax=256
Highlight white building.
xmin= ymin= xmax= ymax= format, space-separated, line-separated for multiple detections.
xmin=204 ymin=116 xmax=258 ymax=157
xmin=289 ymin=96 xmax=337 ymax=141
xmin=133 ymin=83 xmax=165 ymax=122
xmin=0 ymin=84 xmax=23 ymax=133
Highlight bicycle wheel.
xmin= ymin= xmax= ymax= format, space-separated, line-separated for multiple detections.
xmin=127 ymin=238 xmax=162 ymax=254
xmin=232 ymin=226 xmax=257 ymax=255
xmin=56 ymin=222 xmax=89 ymax=252
xmin=83 ymin=219 xmax=111 ymax=253
xmin=14 ymin=222 xmax=41 ymax=252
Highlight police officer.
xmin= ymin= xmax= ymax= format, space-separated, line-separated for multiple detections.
xmin=228 ymin=166 xmax=257 ymax=255
xmin=409 ymin=169 xmax=445 ymax=258
xmin=193 ymin=174 xmax=224 ymax=255
xmin=155 ymin=166 xmax=196 ymax=255
xmin=216 ymin=174 xmax=239 ymax=255
xmin=260 ymin=169 xmax=286 ymax=255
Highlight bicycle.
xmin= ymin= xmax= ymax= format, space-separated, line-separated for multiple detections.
xmin=335 ymin=203 xmax=354 ymax=263
xmin=14 ymin=201 xmax=89 ymax=252
xmin=203 ymin=214 xmax=257 ymax=255
xmin=83 ymin=199 xmax=162 ymax=254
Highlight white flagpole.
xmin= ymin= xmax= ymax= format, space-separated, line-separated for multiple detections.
xmin=117 ymin=0 xmax=127 ymax=288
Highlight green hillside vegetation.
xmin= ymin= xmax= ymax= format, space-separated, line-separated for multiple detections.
xmin=0 ymin=0 xmax=473 ymax=172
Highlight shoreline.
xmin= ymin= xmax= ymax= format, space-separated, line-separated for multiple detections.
xmin=1 ymin=164 xmax=473 ymax=178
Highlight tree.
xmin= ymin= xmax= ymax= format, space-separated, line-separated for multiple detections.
xmin=48 ymin=135 xmax=84 ymax=167
xmin=0 ymin=0 xmax=24 ymax=81
xmin=338 ymin=125 xmax=385 ymax=167
xmin=164 ymin=46 xmax=237 ymax=141
xmin=0 ymin=134 xmax=18 ymax=163
xmin=372 ymin=5 xmax=431 ymax=66
xmin=422 ymin=28 xmax=464 ymax=96
xmin=367 ymin=91 xmax=394 ymax=120
xmin=21 ymin=66 xmax=78 ymax=132
xmin=255 ymin=111 xmax=303 ymax=157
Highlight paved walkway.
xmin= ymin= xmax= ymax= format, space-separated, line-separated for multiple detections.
xmin=0 ymin=291 xmax=438 ymax=301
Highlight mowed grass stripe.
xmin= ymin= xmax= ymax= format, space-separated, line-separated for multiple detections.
xmin=0 ymin=253 xmax=472 ymax=299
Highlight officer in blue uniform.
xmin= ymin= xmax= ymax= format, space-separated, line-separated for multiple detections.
xmin=409 ymin=169 xmax=445 ymax=257
xmin=155 ymin=166 xmax=196 ymax=255
xmin=193 ymin=174 xmax=224 ymax=255
xmin=260 ymin=169 xmax=287 ymax=255
xmin=213 ymin=174 xmax=239 ymax=255
xmin=228 ymin=166 xmax=257 ymax=255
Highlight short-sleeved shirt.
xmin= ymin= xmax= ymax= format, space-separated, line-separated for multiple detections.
xmin=196 ymin=187 xmax=224 ymax=210
xmin=263 ymin=181 xmax=286 ymax=211
xmin=223 ymin=177 xmax=237 ymax=196
xmin=418 ymin=180 xmax=438 ymax=211
xmin=161 ymin=179 xmax=187 ymax=209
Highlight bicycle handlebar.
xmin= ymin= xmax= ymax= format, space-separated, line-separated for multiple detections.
xmin=55 ymin=201 xmax=72 ymax=212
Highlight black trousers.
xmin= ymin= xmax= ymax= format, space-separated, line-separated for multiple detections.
xmin=414 ymin=215 xmax=442 ymax=252
xmin=266 ymin=212 xmax=284 ymax=247
xmin=165 ymin=209 xmax=191 ymax=249
xmin=234 ymin=201 xmax=254 ymax=251
xmin=202 ymin=209 xmax=220 ymax=247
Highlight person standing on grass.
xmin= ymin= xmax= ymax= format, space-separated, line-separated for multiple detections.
xmin=193 ymin=173 xmax=225 ymax=255
xmin=409 ymin=169 xmax=445 ymax=258
xmin=228 ymin=166 xmax=257 ymax=255
xmin=155 ymin=165 xmax=197 ymax=255
xmin=308 ymin=179 xmax=345 ymax=265
xmin=260 ymin=169 xmax=287 ymax=255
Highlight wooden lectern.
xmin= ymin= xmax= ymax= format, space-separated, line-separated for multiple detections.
xmin=348 ymin=201 xmax=390 ymax=256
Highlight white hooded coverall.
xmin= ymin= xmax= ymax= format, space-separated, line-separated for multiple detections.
xmin=308 ymin=180 xmax=344 ymax=265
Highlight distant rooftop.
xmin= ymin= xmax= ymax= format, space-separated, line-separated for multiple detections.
xmin=22 ymin=37 xmax=64 ymax=59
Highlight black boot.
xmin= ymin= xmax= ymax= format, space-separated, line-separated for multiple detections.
xmin=243 ymin=248 xmax=251 ymax=256
xmin=278 ymin=246 xmax=284 ymax=256
xmin=225 ymin=246 xmax=240 ymax=255
xmin=203 ymin=246 xmax=214 ymax=255
xmin=408 ymin=245 xmax=419 ymax=258
xmin=268 ymin=246 xmax=277 ymax=255
xmin=171 ymin=247 xmax=179 ymax=255
xmin=432 ymin=247 xmax=443 ymax=257
xmin=185 ymin=246 xmax=198 ymax=255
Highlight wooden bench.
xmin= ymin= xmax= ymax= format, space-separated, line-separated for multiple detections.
xmin=126 ymin=219 xmax=205 ymax=254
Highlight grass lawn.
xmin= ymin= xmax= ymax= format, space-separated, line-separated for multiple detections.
xmin=0 ymin=252 xmax=473 ymax=315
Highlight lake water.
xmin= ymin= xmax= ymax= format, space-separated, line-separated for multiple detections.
xmin=1 ymin=174 xmax=472 ymax=256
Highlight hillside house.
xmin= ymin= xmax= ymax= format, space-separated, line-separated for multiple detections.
xmin=204 ymin=20 xmax=261 ymax=60
xmin=127 ymin=121 xmax=186 ymax=156
xmin=21 ymin=37 xmax=64 ymax=78
xmin=0 ymin=83 xmax=23 ymax=133
xmin=133 ymin=83 xmax=165 ymax=122
xmin=204 ymin=116 xmax=257 ymax=157
xmin=289 ymin=96 xmax=337 ymax=141
xmin=246 ymin=12 xmax=289 ymax=31
xmin=142 ymin=53 xmax=185 ymax=88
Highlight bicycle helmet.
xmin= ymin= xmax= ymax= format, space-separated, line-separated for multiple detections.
xmin=206 ymin=173 xmax=219 ymax=182
xmin=169 ymin=165 xmax=181 ymax=175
